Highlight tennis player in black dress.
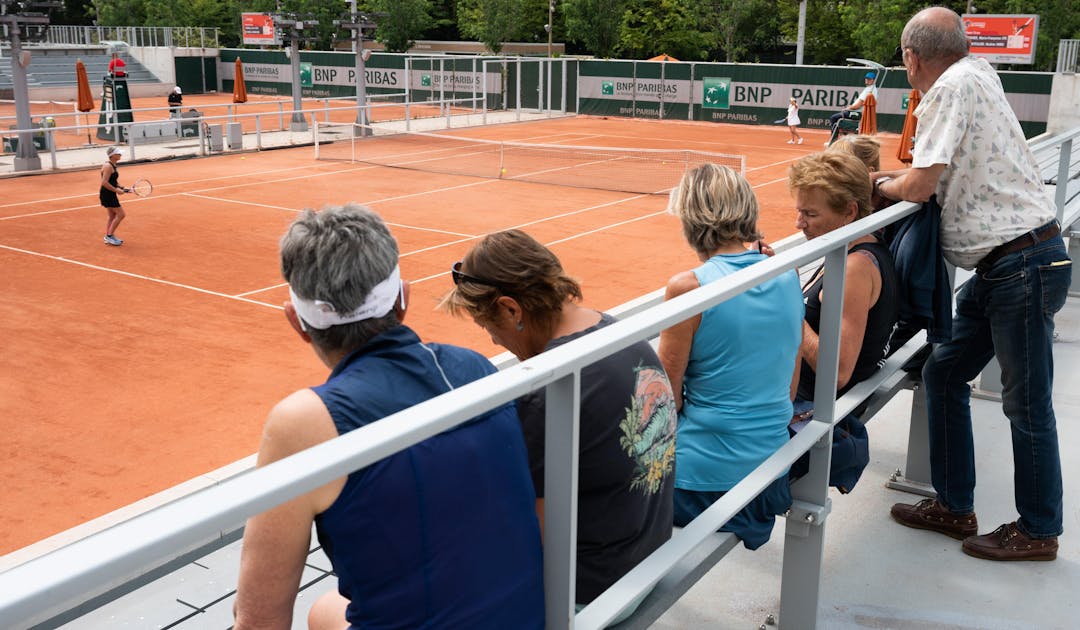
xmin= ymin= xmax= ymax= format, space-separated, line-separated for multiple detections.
xmin=99 ymin=146 xmax=128 ymax=246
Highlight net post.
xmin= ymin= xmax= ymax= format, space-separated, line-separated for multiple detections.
xmin=255 ymin=115 xmax=262 ymax=150
xmin=516 ymin=59 xmax=522 ymax=121
xmin=313 ymin=119 xmax=320 ymax=159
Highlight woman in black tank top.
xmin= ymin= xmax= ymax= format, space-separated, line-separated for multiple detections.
xmin=789 ymin=152 xmax=899 ymax=399
xmin=99 ymin=146 xmax=128 ymax=246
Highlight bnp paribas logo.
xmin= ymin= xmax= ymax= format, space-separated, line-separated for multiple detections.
xmin=702 ymin=77 xmax=731 ymax=109
xmin=421 ymin=74 xmax=432 ymax=87
xmin=601 ymin=80 xmax=614 ymax=95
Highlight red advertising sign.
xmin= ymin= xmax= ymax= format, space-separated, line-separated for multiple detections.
xmin=962 ymin=14 xmax=1039 ymax=65
xmin=242 ymin=13 xmax=279 ymax=47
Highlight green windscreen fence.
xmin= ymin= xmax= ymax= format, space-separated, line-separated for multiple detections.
xmin=576 ymin=60 xmax=1053 ymax=137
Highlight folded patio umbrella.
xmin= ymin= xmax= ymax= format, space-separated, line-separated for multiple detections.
xmin=76 ymin=59 xmax=95 ymax=145
xmin=859 ymin=93 xmax=878 ymax=135
xmin=896 ymin=89 xmax=920 ymax=165
xmin=233 ymin=58 xmax=248 ymax=104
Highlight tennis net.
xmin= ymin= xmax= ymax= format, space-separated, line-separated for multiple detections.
xmin=313 ymin=121 xmax=745 ymax=195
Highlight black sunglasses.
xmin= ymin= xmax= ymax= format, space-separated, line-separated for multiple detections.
xmin=451 ymin=261 xmax=508 ymax=291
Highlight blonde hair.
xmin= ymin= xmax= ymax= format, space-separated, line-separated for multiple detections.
xmin=828 ymin=135 xmax=881 ymax=172
xmin=440 ymin=229 xmax=582 ymax=331
xmin=788 ymin=152 xmax=873 ymax=220
xmin=667 ymin=163 xmax=760 ymax=257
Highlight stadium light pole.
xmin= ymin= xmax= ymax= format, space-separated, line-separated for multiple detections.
xmin=1 ymin=0 xmax=62 ymax=171
xmin=336 ymin=12 xmax=379 ymax=134
xmin=546 ymin=0 xmax=554 ymax=57
xmin=796 ymin=0 xmax=807 ymax=65
xmin=274 ymin=13 xmax=318 ymax=132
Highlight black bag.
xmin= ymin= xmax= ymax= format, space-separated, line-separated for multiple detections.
xmin=788 ymin=410 xmax=870 ymax=494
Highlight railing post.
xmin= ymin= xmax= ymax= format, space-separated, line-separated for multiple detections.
xmin=543 ymin=373 xmax=581 ymax=630
xmin=1055 ymin=138 xmax=1072 ymax=222
xmin=886 ymin=381 xmax=935 ymax=495
xmin=779 ymin=246 xmax=847 ymax=629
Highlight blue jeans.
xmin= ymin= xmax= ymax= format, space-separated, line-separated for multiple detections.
xmin=922 ymin=235 xmax=1070 ymax=538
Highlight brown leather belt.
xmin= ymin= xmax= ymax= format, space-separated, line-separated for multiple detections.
xmin=975 ymin=221 xmax=1061 ymax=274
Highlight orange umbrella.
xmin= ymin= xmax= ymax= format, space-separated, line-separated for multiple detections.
xmin=233 ymin=58 xmax=248 ymax=104
xmin=76 ymin=59 xmax=95 ymax=144
xmin=858 ymin=92 xmax=878 ymax=135
xmin=648 ymin=53 xmax=679 ymax=62
xmin=896 ymin=88 xmax=921 ymax=165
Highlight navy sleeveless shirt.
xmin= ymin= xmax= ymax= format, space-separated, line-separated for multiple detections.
xmin=312 ymin=325 xmax=544 ymax=629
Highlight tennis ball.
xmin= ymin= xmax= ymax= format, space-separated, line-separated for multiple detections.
xmin=500 ymin=168 xmax=506 ymax=174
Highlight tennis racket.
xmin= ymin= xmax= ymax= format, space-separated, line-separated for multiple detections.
xmin=127 ymin=178 xmax=153 ymax=198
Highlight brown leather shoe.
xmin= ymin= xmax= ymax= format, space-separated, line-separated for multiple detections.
xmin=890 ymin=498 xmax=978 ymax=540
xmin=962 ymin=522 xmax=1058 ymax=561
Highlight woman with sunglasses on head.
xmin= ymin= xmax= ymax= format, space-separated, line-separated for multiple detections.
xmin=658 ymin=163 xmax=803 ymax=549
xmin=441 ymin=229 xmax=677 ymax=622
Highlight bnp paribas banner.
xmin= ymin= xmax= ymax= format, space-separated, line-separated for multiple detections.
xmin=578 ymin=60 xmax=1052 ymax=136
xmin=218 ymin=49 xmax=501 ymax=99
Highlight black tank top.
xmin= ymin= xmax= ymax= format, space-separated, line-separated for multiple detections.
xmin=798 ymin=239 xmax=899 ymax=400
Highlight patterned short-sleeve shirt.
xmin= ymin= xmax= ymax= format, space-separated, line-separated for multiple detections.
xmin=912 ymin=56 xmax=1054 ymax=269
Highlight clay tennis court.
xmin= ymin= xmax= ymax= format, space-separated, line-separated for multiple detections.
xmin=0 ymin=112 xmax=905 ymax=555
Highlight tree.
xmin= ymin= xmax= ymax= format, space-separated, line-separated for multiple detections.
xmin=617 ymin=0 xmax=713 ymax=61
xmin=90 ymin=0 xmax=148 ymax=26
xmin=563 ymin=0 xmax=624 ymax=58
xmin=364 ymin=0 xmax=433 ymax=53
xmin=456 ymin=0 xmax=527 ymax=53
xmin=700 ymin=0 xmax=781 ymax=62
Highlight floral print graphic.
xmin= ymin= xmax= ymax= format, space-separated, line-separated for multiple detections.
xmin=619 ymin=365 xmax=677 ymax=494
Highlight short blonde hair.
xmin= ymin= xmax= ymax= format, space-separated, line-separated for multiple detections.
xmin=667 ymin=164 xmax=760 ymax=257
xmin=828 ymin=135 xmax=881 ymax=172
xmin=788 ymin=152 xmax=873 ymax=220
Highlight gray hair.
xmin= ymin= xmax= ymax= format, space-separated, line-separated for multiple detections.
xmin=667 ymin=163 xmax=761 ymax=258
xmin=280 ymin=203 xmax=401 ymax=352
xmin=902 ymin=6 xmax=969 ymax=63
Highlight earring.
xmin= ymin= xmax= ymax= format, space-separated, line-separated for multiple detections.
xmin=516 ymin=321 xmax=524 ymax=332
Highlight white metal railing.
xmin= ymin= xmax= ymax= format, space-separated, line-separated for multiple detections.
xmin=0 ymin=198 xmax=918 ymax=628
xmin=36 ymin=25 xmax=220 ymax=49
xmin=0 ymin=125 xmax=1077 ymax=629
xmin=1058 ymin=39 xmax=1079 ymax=73
xmin=0 ymin=93 xmax=487 ymax=172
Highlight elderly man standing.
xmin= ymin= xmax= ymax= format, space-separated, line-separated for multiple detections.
xmin=878 ymin=7 xmax=1070 ymax=561
xmin=234 ymin=204 xmax=544 ymax=628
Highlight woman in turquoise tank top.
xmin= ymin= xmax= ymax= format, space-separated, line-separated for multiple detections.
xmin=658 ymin=164 xmax=804 ymax=549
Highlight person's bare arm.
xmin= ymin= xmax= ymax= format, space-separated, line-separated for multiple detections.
xmin=657 ymin=271 xmax=703 ymax=411
xmin=234 ymin=390 xmax=344 ymax=630
xmin=876 ymin=163 xmax=946 ymax=203
xmin=799 ymin=251 xmax=879 ymax=391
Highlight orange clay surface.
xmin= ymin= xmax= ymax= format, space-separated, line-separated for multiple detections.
xmin=0 ymin=111 xmax=906 ymax=554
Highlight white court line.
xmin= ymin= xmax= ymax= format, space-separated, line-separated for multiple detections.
xmin=0 ymin=162 xmax=343 ymax=210
xmin=0 ymin=244 xmax=282 ymax=310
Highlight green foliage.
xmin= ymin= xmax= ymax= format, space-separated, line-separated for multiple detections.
xmin=618 ymin=0 xmax=713 ymax=61
xmin=700 ymin=0 xmax=781 ymax=62
xmin=456 ymin=0 xmax=527 ymax=53
xmin=365 ymin=0 xmax=433 ymax=53
xmin=77 ymin=0 xmax=1080 ymax=70
xmin=837 ymin=0 xmax=917 ymax=66
xmin=91 ymin=0 xmax=148 ymax=26
xmin=563 ymin=0 xmax=624 ymax=58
